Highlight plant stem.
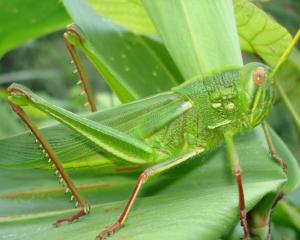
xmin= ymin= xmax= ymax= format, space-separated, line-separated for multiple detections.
xmin=276 ymin=80 xmax=300 ymax=137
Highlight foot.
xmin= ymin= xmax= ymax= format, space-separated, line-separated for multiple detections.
xmin=53 ymin=209 xmax=86 ymax=227
xmin=239 ymin=209 xmax=250 ymax=239
xmin=96 ymin=222 xmax=121 ymax=240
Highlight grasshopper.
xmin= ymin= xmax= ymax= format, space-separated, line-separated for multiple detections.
xmin=7 ymin=22 xmax=300 ymax=239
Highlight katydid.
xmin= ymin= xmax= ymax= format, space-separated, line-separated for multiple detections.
xmin=7 ymin=26 xmax=300 ymax=240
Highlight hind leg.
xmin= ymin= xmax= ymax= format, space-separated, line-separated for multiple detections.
xmin=9 ymin=103 xmax=90 ymax=226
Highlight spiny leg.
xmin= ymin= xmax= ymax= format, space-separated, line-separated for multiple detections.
xmin=96 ymin=148 xmax=203 ymax=240
xmin=261 ymin=121 xmax=288 ymax=173
xmin=224 ymin=132 xmax=250 ymax=240
xmin=8 ymin=84 xmax=156 ymax=164
xmin=64 ymin=24 xmax=97 ymax=112
xmin=8 ymin=102 xmax=90 ymax=226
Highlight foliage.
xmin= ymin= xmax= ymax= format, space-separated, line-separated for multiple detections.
xmin=0 ymin=128 xmax=296 ymax=240
xmin=0 ymin=0 xmax=299 ymax=240
xmin=0 ymin=0 xmax=70 ymax=57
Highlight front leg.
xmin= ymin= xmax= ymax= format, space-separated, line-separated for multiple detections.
xmin=261 ymin=121 xmax=288 ymax=173
xmin=97 ymin=148 xmax=204 ymax=240
xmin=224 ymin=132 xmax=250 ymax=240
xmin=64 ymin=24 xmax=97 ymax=112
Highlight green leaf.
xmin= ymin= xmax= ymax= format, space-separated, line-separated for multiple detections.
xmin=0 ymin=0 xmax=71 ymax=57
xmin=275 ymin=50 xmax=300 ymax=102
xmin=269 ymin=127 xmax=300 ymax=193
xmin=234 ymin=0 xmax=292 ymax=68
xmin=0 ymin=127 xmax=299 ymax=239
xmin=63 ymin=0 xmax=183 ymax=102
xmin=141 ymin=0 xmax=243 ymax=79
xmin=0 ymin=91 xmax=24 ymax=138
xmin=1 ymin=1 xmax=299 ymax=239
xmin=86 ymin=0 xmax=156 ymax=35
xmin=84 ymin=0 xmax=294 ymax=70
xmin=273 ymin=201 xmax=300 ymax=231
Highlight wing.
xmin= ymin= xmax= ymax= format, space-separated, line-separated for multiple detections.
xmin=1 ymin=85 xmax=191 ymax=167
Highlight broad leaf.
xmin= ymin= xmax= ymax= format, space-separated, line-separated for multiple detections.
xmin=233 ymin=0 xmax=292 ymax=68
xmin=277 ymin=51 xmax=300 ymax=101
xmin=84 ymin=0 xmax=295 ymax=69
xmin=86 ymin=0 xmax=156 ymax=35
xmin=1 ymin=1 xmax=299 ymax=239
xmin=1 ymin=127 xmax=299 ymax=239
xmin=0 ymin=90 xmax=24 ymax=137
xmin=142 ymin=0 xmax=243 ymax=79
xmin=63 ymin=0 xmax=183 ymax=102
xmin=0 ymin=0 xmax=70 ymax=57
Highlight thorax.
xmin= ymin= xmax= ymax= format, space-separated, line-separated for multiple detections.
xmin=145 ymin=69 xmax=247 ymax=161
xmin=173 ymin=69 xmax=245 ymax=135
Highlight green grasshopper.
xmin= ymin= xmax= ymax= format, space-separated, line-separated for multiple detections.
xmin=7 ymin=23 xmax=300 ymax=240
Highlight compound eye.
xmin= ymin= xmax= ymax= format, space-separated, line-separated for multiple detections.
xmin=252 ymin=67 xmax=265 ymax=86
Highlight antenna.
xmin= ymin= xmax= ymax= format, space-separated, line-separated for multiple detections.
xmin=270 ymin=29 xmax=300 ymax=78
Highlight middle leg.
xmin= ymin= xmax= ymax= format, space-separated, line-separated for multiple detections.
xmin=261 ymin=121 xmax=288 ymax=173
xmin=224 ymin=132 xmax=250 ymax=240
xmin=96 ymin=147 xmax=204 ymax=240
